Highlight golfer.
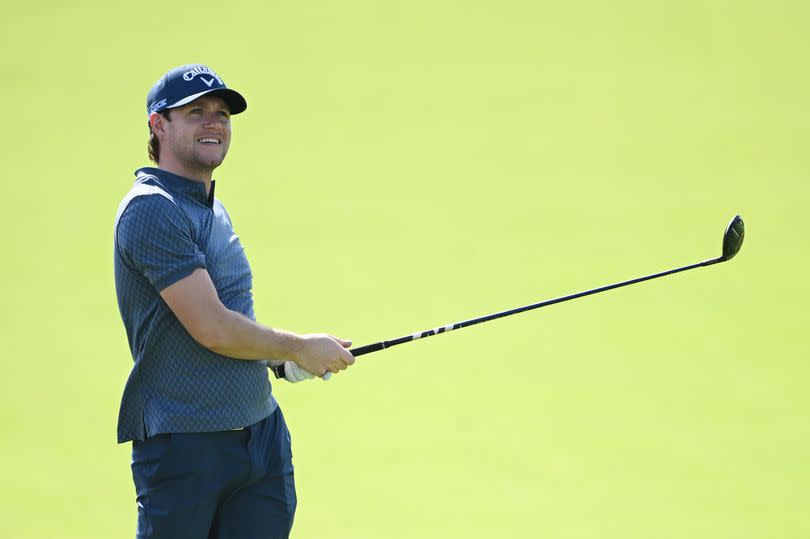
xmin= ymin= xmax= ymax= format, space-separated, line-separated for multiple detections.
xmin=113 ymin=64 xmax=355 ymax=539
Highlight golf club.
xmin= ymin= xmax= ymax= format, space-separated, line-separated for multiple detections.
xmin=272 ymin=215 xmax=744 ymax=380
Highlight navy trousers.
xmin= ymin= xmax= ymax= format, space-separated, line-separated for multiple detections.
xmin=131 ymin=408 xmax=296 ymax=539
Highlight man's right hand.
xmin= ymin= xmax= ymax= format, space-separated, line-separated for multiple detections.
xmin=291 ymin=334 xmax=355 ymax=377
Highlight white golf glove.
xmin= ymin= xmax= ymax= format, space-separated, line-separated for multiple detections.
xmin=267 ymin=360 xmax=329 ymax=383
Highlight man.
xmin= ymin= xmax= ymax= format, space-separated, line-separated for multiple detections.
xmin=113 ymin=64 xmax=355 ymax=539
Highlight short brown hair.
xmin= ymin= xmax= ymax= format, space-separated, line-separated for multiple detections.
xmin=147 ymin=110 xmax=171 ymax=164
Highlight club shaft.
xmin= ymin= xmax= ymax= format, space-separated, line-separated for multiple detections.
xmin=348 ymin=256 xmax=724 ymax=357
xmin=270 ymin=255 xmax=725 ymax=379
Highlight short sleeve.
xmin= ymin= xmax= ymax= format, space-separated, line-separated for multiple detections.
xmin=116 ymin=194 xmax=207 ymax=291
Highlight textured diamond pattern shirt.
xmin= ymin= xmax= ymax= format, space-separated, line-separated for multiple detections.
xmin=113 ymin=167 xmax=277 ymax=443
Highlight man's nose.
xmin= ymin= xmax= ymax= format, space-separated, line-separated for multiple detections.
xmin=203 ymin=113 xmax=227 ymax=127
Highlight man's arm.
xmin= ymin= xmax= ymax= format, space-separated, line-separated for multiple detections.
xmin=160 ymin=268 xmax=354 ymax=376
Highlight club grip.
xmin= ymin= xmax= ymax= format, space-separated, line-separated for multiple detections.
xmin=349 ymin=342 xmax=385 ymax=357
xmin=270 ymin=342 xmax=384 ymax=380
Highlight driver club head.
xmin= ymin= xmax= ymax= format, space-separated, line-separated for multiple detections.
xmin=721 ymin=215 xmax=745 ymax=261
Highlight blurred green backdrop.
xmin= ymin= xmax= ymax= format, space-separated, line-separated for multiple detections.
xmin=1 ymin=1 xmax=807 ymax=537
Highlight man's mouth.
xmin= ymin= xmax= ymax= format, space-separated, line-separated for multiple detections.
xmin=197 ymin=137 xmax=221 ymax=145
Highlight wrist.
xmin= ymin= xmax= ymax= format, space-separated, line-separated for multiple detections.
xmin=272 ymin=329 xmax=304 ymax=363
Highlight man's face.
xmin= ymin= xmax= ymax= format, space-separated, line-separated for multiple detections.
xmin=156 ymin=95 xmax=232 ymax=175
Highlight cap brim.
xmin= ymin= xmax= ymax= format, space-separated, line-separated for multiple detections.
xmin=167 ymin=88 xmax=247 ymax=115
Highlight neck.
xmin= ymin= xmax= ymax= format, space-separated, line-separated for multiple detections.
xmin=156 ymin=161 xmax=213 ymax=195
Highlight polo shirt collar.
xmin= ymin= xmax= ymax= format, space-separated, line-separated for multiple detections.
xmin=136 ymin=167 xmax=216 ymax=207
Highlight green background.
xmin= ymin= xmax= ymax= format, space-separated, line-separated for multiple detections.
xmin=1 ymin=1 xmax=807 ymax=537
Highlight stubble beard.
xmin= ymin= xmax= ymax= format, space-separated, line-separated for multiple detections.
xmin=172 ymin=141 xmax=229 ymax=178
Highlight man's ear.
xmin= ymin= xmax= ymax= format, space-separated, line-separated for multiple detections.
xmin=149 ymin=112 xmax=166 ymax=138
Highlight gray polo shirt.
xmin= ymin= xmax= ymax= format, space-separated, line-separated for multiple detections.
xmin=113 ymin=167 xmax=277 ymax=443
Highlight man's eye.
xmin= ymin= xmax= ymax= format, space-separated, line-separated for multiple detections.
xmin=189 ymin=108 xmax=202 ymax=115
xmin=218 ymin=111 xmax=230 ymax=119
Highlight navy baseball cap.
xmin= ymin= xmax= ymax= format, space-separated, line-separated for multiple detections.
xmin=146 ymin=64 xmax=247 ymax=116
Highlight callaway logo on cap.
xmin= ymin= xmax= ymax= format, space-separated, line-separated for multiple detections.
xmin=146 ymin=64 xmax=247 ymax=116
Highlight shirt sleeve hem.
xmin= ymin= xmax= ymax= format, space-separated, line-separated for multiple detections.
xmin=153 ymin=257 xmax=207 ymax=292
